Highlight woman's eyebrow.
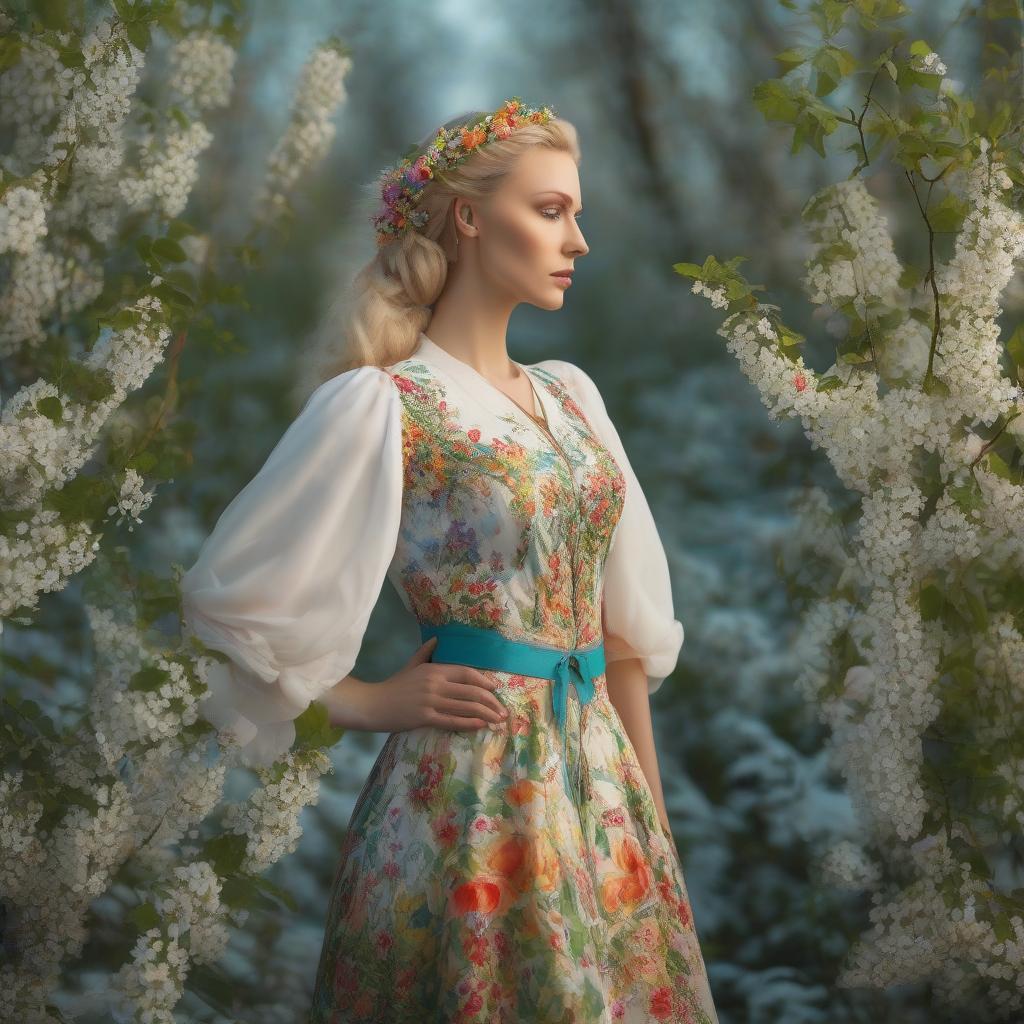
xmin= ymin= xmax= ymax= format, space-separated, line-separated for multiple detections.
xmin=532 ymin=190 xmax=583 ymax=214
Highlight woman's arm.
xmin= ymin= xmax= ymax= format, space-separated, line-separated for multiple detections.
xmin=605 ymin=655 xmax=672 ymax=832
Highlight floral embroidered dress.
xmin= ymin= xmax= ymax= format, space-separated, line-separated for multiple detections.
xmin=180 ymin=332 xmax=718 ymax=1023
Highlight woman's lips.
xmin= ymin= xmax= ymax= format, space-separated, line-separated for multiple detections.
xmin=551 ymin=273 xmax=572 ymax=287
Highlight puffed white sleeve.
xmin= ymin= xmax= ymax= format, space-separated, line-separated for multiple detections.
xmin=179 ymin=365 xmax=404 ymax=767
xmin=556 ymin=360 xmax=684 ymax=695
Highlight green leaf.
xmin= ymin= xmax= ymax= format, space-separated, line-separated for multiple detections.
xmin=0 ymin=36 xmax=23 ymax=74
xmin=777 ymin=324 xmax=805 ymax=348
xmin=35 ymin=395 xmax=63 ymax=423
xmin=129 ymin=901 xmax=161 ymax=932
xmin=167 ymin=219 xmax=198 ymax=240
xmin=752 ymin=80 xmax=801 ymax=124
xmin=898 ymin=263 xmax=924 ymax=289
xmin=202 ymin=831 xmax=248 ymax=877
xmin=919 ymin=583 xmax=944 ymax=621
xmin=291 ymin=700 xmax=344 ymax=752
xmin=949 ymin=478 xmax=984 ymax=515
xmin=249 ymin=872 xmax=298 ymax=911
xmin=986 ymin=450 xmax=1016 ymax=482
xmin=672 ymin=262 xmax=705 ymax=279
xmin=152 ymin=282 xmax=194 ymax=309
xmin=128 ymin=665 xmax=170 ymax=693
xmin=109 ymin=308 xmax=142 ymax=331
xmin=58 ymin=47 xmax=85 ymax=69
xmin=1006 ymin=323 xmax=1024 ymax=370
xmin=815 ymin=72 xmax=839 ymax=98
xmin=219 ymin=873 xmax=261 ymax=910
xmin=188 ymin=963 xmax=238 ymax=1017
xmin=774 ymin=47 xmax=809 ymax=75
xmin=36 ymin=0 xmax=70 ymax=31
xmin=126 ymin=20 xmax=151 ymax=51
xmin=152 ymin=237 xmax=188 ymax=263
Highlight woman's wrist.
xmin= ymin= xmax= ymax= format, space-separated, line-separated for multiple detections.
xmin=321 ymin=675 xmax=381 ymax=731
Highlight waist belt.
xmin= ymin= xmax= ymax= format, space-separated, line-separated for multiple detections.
xmin=419 ymin=621 xmax=604 ymax=813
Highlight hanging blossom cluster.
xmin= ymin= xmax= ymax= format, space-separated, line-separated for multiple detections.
xmin=0 ymin=294 xmax=172 ymax=619
xmin=117 ymin=29 xmax=238 ymax=222
xmin=0 ymin=19 xmax=145 ymax=358
xmin=112 ymin=860 xmax=232 ymax=1024
xmin=255 ymin=43 xmax=352 ymax=221
xmin=0 ymin=770 xmax=139 ymax=1020
xmin=839 ymin=829 xmax=1024 ymax=1013
xmin=87 ymin=604 xmax=205 ymax=762
xmin=119 ymin=120 xmax=215 ymax=219
xmin=802 ymin=175 xmax=905 ymax=312
xmin=0 ymin=181 xmax=48 ymax=254
xmin=692 ymin=136 xmax=1024 ymax=1016
xmin=108 ymin=467 xmax=157 ymax=533
xmin=168 ymin=30 xmax=237 ymax=114
xmin=0 ymin=593 xmax=232 ymax=1020
xmin=221 ymin=747 xmax=334 ymax=874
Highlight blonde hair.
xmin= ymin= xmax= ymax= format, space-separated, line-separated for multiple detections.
xmin=315 ymin=109 xmax=581 ymax=382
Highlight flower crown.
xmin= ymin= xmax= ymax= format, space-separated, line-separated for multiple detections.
xmin=370 ymin=96 xmax=557 ymax=247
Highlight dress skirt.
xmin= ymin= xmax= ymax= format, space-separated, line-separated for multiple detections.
xmin=307 ymin=667 xmax=719 ymax=1024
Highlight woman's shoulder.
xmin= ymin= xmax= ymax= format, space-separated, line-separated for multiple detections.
xmin=307 ymin=363 xmax=400 ymax=401
xmin=298 ymin=364 xmax=404 ymax=427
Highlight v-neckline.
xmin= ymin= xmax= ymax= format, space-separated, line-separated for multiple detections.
xmin=415 ymin=332 xmax=553 ymax=430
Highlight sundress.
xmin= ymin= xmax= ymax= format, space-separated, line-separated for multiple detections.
xmin=180 ymin=332 xmax=719 ymax=1023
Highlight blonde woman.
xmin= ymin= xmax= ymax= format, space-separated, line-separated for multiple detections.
xmin=180 ymin=98 xmax=719 ymax=1023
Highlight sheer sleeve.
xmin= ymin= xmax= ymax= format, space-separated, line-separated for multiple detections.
xmin=179 ymin=365 xmax=404 ymax=767
xmin=551 ymin=360 xmax=684 ymax=694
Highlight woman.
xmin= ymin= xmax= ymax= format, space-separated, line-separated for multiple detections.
xmin=180 ymin=97 xmax=718 ymax=1023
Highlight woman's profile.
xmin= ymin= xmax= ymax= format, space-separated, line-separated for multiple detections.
xmin=180 ymin=97 xmax=719 ymax=1023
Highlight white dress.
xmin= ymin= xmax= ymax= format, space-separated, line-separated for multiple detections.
xmin=180 ymin=332 xmax=718 ymax=1023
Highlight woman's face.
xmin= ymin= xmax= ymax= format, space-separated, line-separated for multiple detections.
xmin=455 ymin=147 xmax=588 ymax=311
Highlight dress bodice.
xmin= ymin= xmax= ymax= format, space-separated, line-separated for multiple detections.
xmin=385 ymin=336 xmax=626 ymax=652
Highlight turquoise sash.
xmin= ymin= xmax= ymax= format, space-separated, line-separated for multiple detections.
xmin=419 ymin=621 xmax=604 ymax=806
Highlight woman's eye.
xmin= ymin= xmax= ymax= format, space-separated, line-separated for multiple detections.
xmin=540 ymin=208 xmax=583 ymax=222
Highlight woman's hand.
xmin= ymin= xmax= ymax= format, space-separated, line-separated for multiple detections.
xmin=362 ymin=637 xmax=510 ymax=733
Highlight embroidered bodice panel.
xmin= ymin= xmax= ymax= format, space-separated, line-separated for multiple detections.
xmin=385 ymin=351 xmax=625 ymax=652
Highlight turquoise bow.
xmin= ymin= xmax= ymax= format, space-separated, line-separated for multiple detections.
xmin=551 ymin=650 xmax=597 ymax=799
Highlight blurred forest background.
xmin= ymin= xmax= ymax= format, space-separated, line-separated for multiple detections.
xmin=8 ymin=0 xmax=1018 ymax=1020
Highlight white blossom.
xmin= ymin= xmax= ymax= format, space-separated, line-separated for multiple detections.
xmin=255 ymin=44 xmax=351 ymax=220
xmin=168 ymin=31 xmax=236 ymax=113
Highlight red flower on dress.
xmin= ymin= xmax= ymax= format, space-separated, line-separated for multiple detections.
xmin=452 ymin=879 xmax=501 ymax=914
xmin=649 ymin=985 xmax=674 ymax=1019
xmin=468 ymin=427 xmax=481 ymax=442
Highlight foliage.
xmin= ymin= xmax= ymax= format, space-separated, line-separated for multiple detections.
xmin=0 ymin=3 xmax=352 ymax=1020
xmin=680 ymin=0 xmax=1024 ymax=1017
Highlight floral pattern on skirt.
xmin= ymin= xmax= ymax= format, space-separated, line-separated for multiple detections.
xmin=307 ymin=667 xmax=719 ymax=1023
